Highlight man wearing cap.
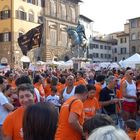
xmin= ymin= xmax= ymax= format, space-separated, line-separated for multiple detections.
xmin=55 ymin=84 xmax=88 ymax=140
xmin=99 ymin=76 xmax=119 ymax=124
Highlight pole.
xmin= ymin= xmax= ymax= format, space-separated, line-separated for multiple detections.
xmin=11 ymin=0 xmax=13 ymax=68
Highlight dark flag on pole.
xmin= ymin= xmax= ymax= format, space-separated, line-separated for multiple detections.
xmin=18 ymin=24 xmax=43 ymax=56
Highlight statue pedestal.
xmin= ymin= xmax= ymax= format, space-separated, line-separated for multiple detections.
xmin=72 ymin=57 xmax=91 ymax=70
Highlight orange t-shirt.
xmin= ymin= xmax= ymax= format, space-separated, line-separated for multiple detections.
xmin=136 ymin=129 xmax=140 ymax=140
xmin=74 ymin=78 xmax=87 ymax=86
xmin=2 ymin=106 xmax=24 ymax=140
xmin=55 ymin=96 xmax=84 ymax=140
xmin=44 ymin=84 xmax=51 ymax=97
xmin=34 ymin=83 xmax=45 ymax=97
xmin=83 ymin=97 xmax=100 ymax=119
xmin=8 ymin=80 xmax=16 ymax=88
xmin=137 ymin=82 xmax=140 ymax=90
xmin=94 ymin=83 xmax=102 ymax=101
xmin=116 ymin=89 xmax=122 ymax=113
xmin=57 ymin=83 xmax=66 ymax=96
xmin=119 ymin=77 xmax=126 ymax=98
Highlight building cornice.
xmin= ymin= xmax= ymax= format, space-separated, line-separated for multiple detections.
xmin=66 ymin=0 xmax=83 ymax=4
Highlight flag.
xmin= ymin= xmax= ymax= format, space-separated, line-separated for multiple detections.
xmin=18 ymin=24 xmax=43 ymax=56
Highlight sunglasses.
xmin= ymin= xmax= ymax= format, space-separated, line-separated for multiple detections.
xmin=129 ymin=73 xmax=134 ymax=75
xmin=67 ymin=79 xmax=73 ymax=81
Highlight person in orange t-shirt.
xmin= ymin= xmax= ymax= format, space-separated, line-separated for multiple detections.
xmin=75 ymin=71 xmax=87 ymax=86
xmin=44 ymin=78 xmax=52 ymax=97
xmin=136 ymin=129 xmax=140 ymax=140
xmin=124 ymin=119 xmax=137 ymax=140
xmin=94 ymin=75 xmax=105 ymax=101
xmin=55 ymin=85 xmax=88 ymax=140
xmin=34 ymin=75 xmax=45 ymax=97
xmin=2 ymin=84 xmax=35 ymax=140
xmin=7 ymin=73 xmax=16 ymax=88
xmin=136 ymin=75 xmax=140 ymax=115
xmin=84 ymin=85 xmax=100 ymax=120
xmin=119 ymin=76 xmax=126 ymax=99
xmin=57 ymin=77 xmax=66 ymax=96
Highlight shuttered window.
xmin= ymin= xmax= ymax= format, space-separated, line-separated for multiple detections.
xmin=0 ymin=32 xmax=11 ymax=42
xmin=16 ymin=10 xmax=27 ymax=20
xmin=0 ymin=10 xmax=11 ymax=19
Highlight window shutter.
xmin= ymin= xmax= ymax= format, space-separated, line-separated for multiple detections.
xmin=8 ymin=10 xmax=11 ymax=18
xmin=24 ymin=12 xmax=27 ymax=20
xmin=0 ymin=33 xmax=4 ymax=42
xmin=9 ymin=32 xmax=11 ymax=41
xmin=1 ymin=11 xmax=4 ymax=19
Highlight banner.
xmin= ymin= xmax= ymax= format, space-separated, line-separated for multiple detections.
xmin=18 ymin=24 xmax=43 ymax=55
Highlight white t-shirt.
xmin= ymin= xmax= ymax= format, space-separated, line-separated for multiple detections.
xmin=34 ymin=88 xmax=41 ymax=102
xmin=124 ymin=80 xmax=137 ymax=102
xmin=46 ymin=95 xmax=61 ymax=106
xmin=0 ymin=92 xmax=10 ymax=125
xmin=63 ymin=86 xmax=76 ymax=101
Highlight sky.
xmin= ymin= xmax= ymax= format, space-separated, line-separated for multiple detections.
xmin=80 ymin=0 xmax=140 ymax=34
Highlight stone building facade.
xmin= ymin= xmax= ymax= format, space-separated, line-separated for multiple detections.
xmin=129 ymin=17 xmax=140 ymax=55
xmin=0 ymin=0 xmax=80 ymax=67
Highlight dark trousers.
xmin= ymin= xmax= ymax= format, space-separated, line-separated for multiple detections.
xmin=0 ymin=125 xmax=2 ymax=140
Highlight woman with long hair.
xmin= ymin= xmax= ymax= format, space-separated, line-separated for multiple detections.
xmin=23 ymin=102 xmax=58 ymax=140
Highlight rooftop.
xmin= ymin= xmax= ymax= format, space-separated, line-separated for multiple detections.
xmin=117 ymin=32 xmax=129 ymax=37
xmin=79 ymin=15 xmax=94 ymax=22
xmin=91 ymin=37 xmax=113 ymax=44
xmin=128 ymin=16 xmax=140 ymax=21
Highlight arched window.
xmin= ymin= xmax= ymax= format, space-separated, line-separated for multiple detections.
xmin=50 ymin=0 xmax=56 ymax=17
xmin=61 ymin=3 xmax=66 ymax=20
xmin=16 ymin=8 xmax=26 ymax=20
xmin=0 ymin=6 xmax=10 ymax=19
xmin=28 ymin=10 xmax=34 ymax=22
xmin=70 ymin=7 xmax=75 ymax=23
xmin=0 ymin=29 xmax=11 ymax=42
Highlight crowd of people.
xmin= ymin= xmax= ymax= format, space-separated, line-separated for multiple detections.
xmin=0 ymin=66 xmax=140 ymax=140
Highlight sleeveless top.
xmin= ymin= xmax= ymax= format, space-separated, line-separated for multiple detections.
xmin=124 ymin=80 xmax=136 ymax=102
xmin=63 ymin=86 xmax=76 ymax=102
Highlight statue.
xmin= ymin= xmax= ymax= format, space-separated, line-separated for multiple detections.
xmin=67 ymin=21 xmax=87 ymax=56
xmin=76 ymin=21 xmax=87 ymax=46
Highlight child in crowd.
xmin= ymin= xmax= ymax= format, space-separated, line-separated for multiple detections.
xmin=124 ymin=119 xmax=137 ymax=140
xmin=45 ymin=86 xmax=61 ymax=107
